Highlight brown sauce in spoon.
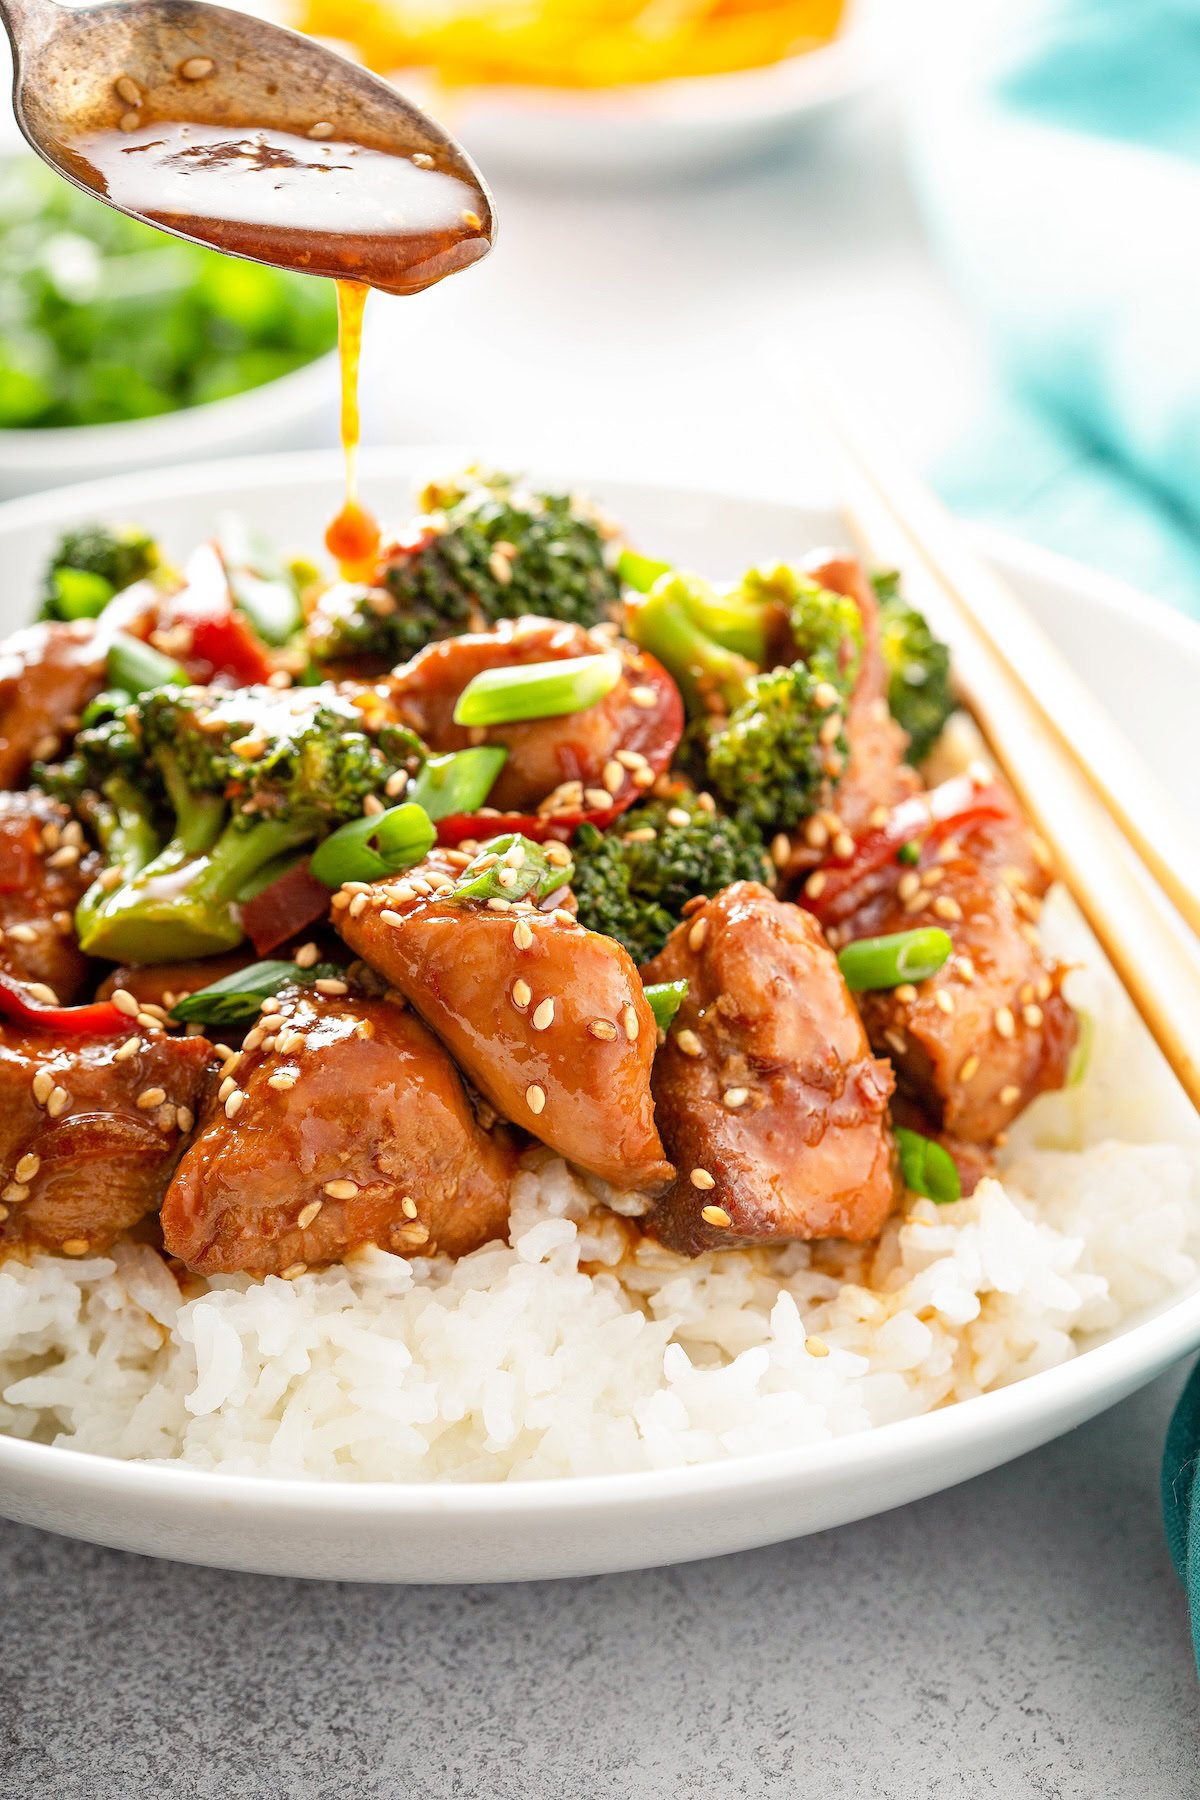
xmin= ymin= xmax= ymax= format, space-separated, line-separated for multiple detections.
xmin=62 ymin=114 xmax=492 ymax=566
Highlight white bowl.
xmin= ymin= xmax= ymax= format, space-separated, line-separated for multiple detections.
xmin=0 ymin=447 xmax=1196 ymax=1583
xmin=374 ymin=0 xmax=881 ymax=181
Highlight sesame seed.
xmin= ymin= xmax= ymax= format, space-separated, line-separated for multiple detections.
xmin=1023 ymin=1003 xmax=1044 ymax=1029
xmin=819 ymin=712 xmax=844 ymax=747
xmin=461 ymin=208 xmax=483 ymax=229
xmin=832 ymin=832 xmax=855 ymax=860
xmin=622 ymin=1004 xmax=639 ymax=1042
xmin=885 ymin=1028 xmax=909 ymax=1058
xmin=1 ymin=1184 xmax=26 ymax=1204
xmin=587 ymin=1018 xmax=617 ymax=1040
xmin=179 ymin=54 xmax=215 ymax=77
xmin=384 ymin=768 xmax=409 ymax=800
xmin=701 ymin=1205 xmax=732 ymax=1228
xmin=1000 ymin=1084 xmax=1021 ymax=1106
xmin=687 ymin=916 xmax=709 ymax=952
xmin=920 ymin=866 xmax=944 ymax=888
xmin=552 ymin=908 xmax=576 ymax=928
xmin=616 ymin=749 xmax=648 ymax=771
xmin=868 ymin=805 xmax=890 ymax=829
xmin=323 ymin=1178 xmax=359 ymax=1199
xmin=690 ymin=1167 xmax=715 ymax=1190
xmin=115 ymin=74 xmax=141 ymax=104
xmin=176 ymin=1106 xmax=194 ymax=1134
xmin=813 ymin=681 xmax=839 ymax=710
xmin=723 ymin=1087 xmax=749 ymax=1109
xmin=1036 ymin=974 xmax=1053 ymax=1002
xmin=224 ymin=1089 xmax=246 ymax=1119
xmin=266 ymin=1070 xmax=298 ymax=1094
xmin=346 ymin=892 xmax=369 ymax=918
xmin=218 ymin=1075 xmax=237 ymax=1103
xmin=532 ymin=998 xmax=555 ymax=1031
xmin=297 ymin=1200 xmax=323 ymax=1230
xmin=230 ymin=734 xmax=266 ymax=760
xmin=118 ymin=110 xmax=141 ymax=131
xmin=362 ymin=793 xmax=385 ymax=817
xmin=331 ymin=892 xmax=351 ymax=912
xmin=513 ymin=919 xmax=534 ymax=951
xmin=61 ymin=1238 xmax=90 ymax=1257
xmin=994 ymin=1006 xmax=1016 ymax=1040
xmin=112 ymin=988 xmax=139 ymax=1017
xmin=307 ymin=120 xmax=335 ymax=138
xmin=544 ymin=840 xmax=572 ymax=867
xmin=932 ymin=895 xmax=963 ymax=923
xmin=770 ymin=833 xmax=792 ymax=869
xmin=98 ymin=867 xmax=121 ymax=892
xmin=497 ymin=867 xmax=519 ymax=890
xmin=525 ymin=1084 xmax=546 ymax=1115
xmin=805 ymin=871 xmax=827 ymax=899
xmin=267 ymin=670 xmax=293 ymax=690
xmin=630 ymin=686 xmax=656 ymax=709
xmin=958 ymin=1054 xmax=980 ymax=1083
xmin=487 ymin=897 xmax=512 ymax=913
xmin=503 ymin=841 xmax=527 ymax=869
xmin=220 ymin=1052 xmax=245 ymax=1079
xmin=46 ymin=844 xmax=79 ymax=868
xmin=893 ymin=983 xmax=918 ymax=1004
xmin=280 ymin=1262 xmax=307 ymax=1280
xmin=401 ymin=1196 xmax=419 ymax=1219
xmin=509 ymin=979 xmax=532 ymax=1013
xmin=26 ymin=982 xmax=58 ymax=1005
xmin=934 ymin=990 xmax=955 ymax=1015
xmin=805 ymin=1335 xmax=831 ymax=1359
xmin=6 ymin=923 xmax=36 ymax=944
xmin=14 ymin=1152 xmax=39 ymax=1183
xmin=676 ymin=1029 xmax=703 ymax=1058
xmin=897 ymin=871 xmax=921 ymax=902
xmin=31 ymin=1069 xmax=54 ymax=1105
xmin=315 ymin=979 xmax=348 ymax=996
xmin=955 ymin=956 xmax=977 ymax=984
xmin=293 ymin=942 xmax=319 ymax=969
xmin=137 ymin=1086 xmax=166 ymax=1110
xmin=584 ymin=788 xmax=612 ymax=810
xmin=398 ymin=1221 xmax=430 ymax=1248
xmin=46 ymin=1086 xmax=70 ymax=1118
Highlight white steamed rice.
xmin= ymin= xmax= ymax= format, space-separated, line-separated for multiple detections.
xmin=1 ymin=887 xmax=1198 ymax=1482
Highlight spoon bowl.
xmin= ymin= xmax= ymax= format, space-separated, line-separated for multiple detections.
xmin=0 ymin=0 xmax=494 ymax=291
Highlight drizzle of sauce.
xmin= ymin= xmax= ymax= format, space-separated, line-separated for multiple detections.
xmin=61 ymin=116 xmax=493 ymax=568
xmin=324 ymin=280 xmax=382 ymax=576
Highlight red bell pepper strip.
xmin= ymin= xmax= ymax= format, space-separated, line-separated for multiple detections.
xmin=240 ymin=859 xmax=332 ymax=957
xmin=435 ymin=650 xmax=684 ymax=847
xmin=0 ymin=972 xmax=127 ymax=1035
xmin=803 ymin=776 xmax=1014 ymax=927
xmin=159 ymin=542 xmax=276 ymax=686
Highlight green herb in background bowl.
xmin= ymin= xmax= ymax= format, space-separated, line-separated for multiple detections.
xmin=0 ymin=154 xmax=339 ymax=495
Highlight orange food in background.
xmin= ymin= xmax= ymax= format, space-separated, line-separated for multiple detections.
xmin=294 ymin=0 xmax=845 ymax=89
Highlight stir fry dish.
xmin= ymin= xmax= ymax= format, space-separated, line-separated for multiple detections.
xmin=0 ymin=469 xmax=1080 ymax=1279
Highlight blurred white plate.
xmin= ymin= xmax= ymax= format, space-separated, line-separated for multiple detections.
xmin=0 ymin=447 xmax=1197 ymax=1583
xmin=384 ymin=0 xmax=882 ymax=179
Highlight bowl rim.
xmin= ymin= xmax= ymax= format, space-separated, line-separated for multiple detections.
xmin=0 ymin=445 xmax=1196 ymax=1520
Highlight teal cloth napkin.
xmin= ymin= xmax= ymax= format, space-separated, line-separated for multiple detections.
xmin=900 ymin=0 xmax=1200 ymax=1666
xmin=902 ymin=0 xmax=1200 ymax=617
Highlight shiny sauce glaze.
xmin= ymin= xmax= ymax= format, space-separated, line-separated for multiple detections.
xmin=62 ymin=117 xmax=493 ymax=570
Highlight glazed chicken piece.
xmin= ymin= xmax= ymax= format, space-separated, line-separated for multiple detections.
xmin=385 ymin=617 xmax=682 ymax=821
xmin=336 ymin=863 xmax=674 ymax=1192
xmin=782 ymin=553 xmax=919 ymax=880
xmin=807 ymin=774 xmax=1078 ymax=1143
xmin=0 ymin=791 xmax=98 ymax=1002
xmin=0 ymin=1024 xmax=214 ymax=1256
xmin=640 ymin=882 xmax=897 ymax=1256
xmin=162 ymin=989 xmax=518 ymax=1274
xmin=0 ymin=620 xmax=109 ymax=785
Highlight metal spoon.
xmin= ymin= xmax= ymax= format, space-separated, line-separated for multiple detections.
xmin=0 ymin=0 xmax=494 ymax=292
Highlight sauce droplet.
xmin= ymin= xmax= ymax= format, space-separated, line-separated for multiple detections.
xmin=324 ymin=280 xmax=382 ymax=577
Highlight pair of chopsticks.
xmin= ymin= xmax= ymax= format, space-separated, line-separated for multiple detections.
xmin=812 ymin=382 xmax=1200 ymax=1114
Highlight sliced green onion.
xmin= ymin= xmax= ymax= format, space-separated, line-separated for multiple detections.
xmin=106 ymin=631 xmax=188 ymax=695
xmin=645 ymin=979 xmax=687 ymax=1033
xmin=408 ymin=747 xmax=508 ymax=821
xmin=170 ymin=958 xmax=342 ymax=1026
xmin=895 ymin=1127 xmax=961 ymax=1204
xmin=896 ymin=840 xmax=921 ymax=866
xmin=453 ymin=652 xmax=622 ymax=728
xmin=50 ymin=566 xmax=116 ymax=620
xmin=837 ymin=927 xmax=953 ymax=992
xmin=449 ymin=834 xmax=574 ymax=907
xmin=309 ymin=802 xmax=435 ymax=889
xmin=1068 ymin=1007 xmax=1094 ymax=1088
xmin=617 ymin=548 xmax=672 ymax=594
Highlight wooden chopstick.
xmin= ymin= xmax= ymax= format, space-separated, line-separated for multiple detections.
xmin=819 ymin=382 xmax=1200 ymax=943
xmin=810 ymin=386 xmax=1200 ymax=1113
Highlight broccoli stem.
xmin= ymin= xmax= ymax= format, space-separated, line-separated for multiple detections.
xmin=73 ymin=777 xmax=163 ymax=948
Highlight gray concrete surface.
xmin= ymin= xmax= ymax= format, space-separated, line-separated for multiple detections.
xmin=1 ymin=1364 xmax=1196 ymax=1800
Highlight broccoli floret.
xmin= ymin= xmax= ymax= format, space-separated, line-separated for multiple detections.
xmin=34 ymin=693 xmax=164 ymax=944
xmin=75 ymin=683 xmax=422 ymax=962
xmin=40 ymin=523 xmax=159 ymax=622
xmin=308 ymin=470 xmax=621 ymax=667
xmin=627 ymin=565 xmax=862 ymax=833
xmin=571 ymin=796 xmax=770 ymax=965
xmin=873 ymin=571 xmax=954 ymax=763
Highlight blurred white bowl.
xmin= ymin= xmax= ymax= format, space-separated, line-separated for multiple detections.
xmin=0 ymin=349 xmax=339 ymax=500
xmin=383 ymin=0 xmax=880 ymax=180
